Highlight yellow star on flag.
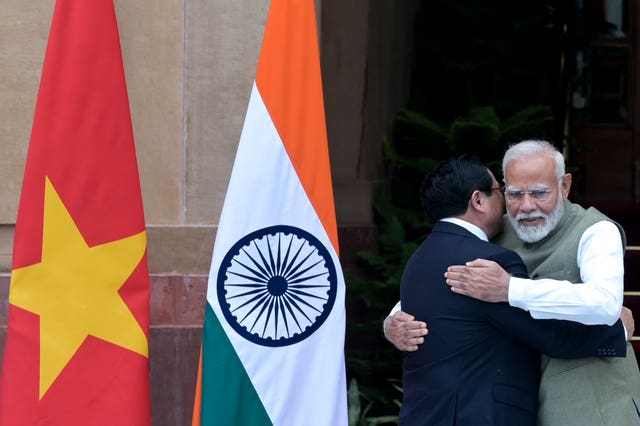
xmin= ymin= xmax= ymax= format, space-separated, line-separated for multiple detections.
xmin=9 ymin=177 xmax=149 ymax=398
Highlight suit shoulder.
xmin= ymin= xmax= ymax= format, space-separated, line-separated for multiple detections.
xmin=491 ymin=246 xmax=521 ymax=261
xmin=485 ymin=244 xmax=528 ymax=278
xmin=477 ymin=239 xmax=517 ymax=257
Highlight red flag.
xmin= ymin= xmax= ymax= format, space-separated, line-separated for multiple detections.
xmin=0 ymin=0 xmax=151 ymax=424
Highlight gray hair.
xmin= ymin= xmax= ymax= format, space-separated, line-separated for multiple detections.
xmin=502 ymin=140 xmax=565 ymax=179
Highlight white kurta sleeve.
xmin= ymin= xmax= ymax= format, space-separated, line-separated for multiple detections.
xmin=508 ymin=221 xmax=624 ymax=325
xmin=388 ymin=301 xmax=402 ymax=318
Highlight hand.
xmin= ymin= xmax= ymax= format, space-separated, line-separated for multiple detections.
xmin=620 ymin=306 xmax=635 ymax=341
xmin=383 ymin=310 xmax=428 ymax=352
xmin=444 ymin=258 xmax=510 ymax=303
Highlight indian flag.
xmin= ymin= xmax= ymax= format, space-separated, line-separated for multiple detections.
xmin=191 ymin=0 xmax=348 ymax=425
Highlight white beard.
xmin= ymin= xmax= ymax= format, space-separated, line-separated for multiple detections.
xmin=508 ymin=196 xmax=564 ymax=243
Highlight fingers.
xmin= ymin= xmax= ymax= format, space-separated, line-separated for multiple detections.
xmin=446 ymin=265 xmax=467 ymax=274
xmin=391 ymin=320 xmax=427 ymax=334
xmin=448 ymin=284 xmax=472 ymax=297
xmin=444 ymin=271 xmax=471 ymax=294
xmin=404 ymin=324 xmax=428 ymax=337
xmin=446 ymin=259 xmax=496 ymax=276
xmin=446 ymin=260 xmax=489 ymax=272
xmin=620 ymin=307 xmax=635 ymax=340
xmin=464 ymin=258 xmax=498 ymax=267
xmin=402 ymin=337 xmax=425 ymax=352
xmin=444 ymin=269 xmax=467 ymax=285
xmin=393 ymin=311 xmax=416 ymax=322
xmin=444 ymin=265 xmax=478 ymax=282
xmin=445 ymin=276 xmax=463 ymax=289
xmin=398 ymin=325 xmax=428 ymax=352
xmin=385 ymin=313 xmax=428 ymax=351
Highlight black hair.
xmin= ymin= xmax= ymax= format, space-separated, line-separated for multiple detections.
xmin=420 ymin=154 xmax=494 ymax=222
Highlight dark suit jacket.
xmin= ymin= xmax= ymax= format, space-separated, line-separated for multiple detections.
xmin=399 ymin=221 xmax=626 ymax=426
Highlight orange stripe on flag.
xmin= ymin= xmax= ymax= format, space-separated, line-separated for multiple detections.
xmin=255 ymin=0 xmax=339 ymax=253
xmin=191 ymin=347 xmax=203 ymax=426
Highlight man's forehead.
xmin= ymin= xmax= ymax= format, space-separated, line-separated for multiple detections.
xmin=504 ymin=156 xmax=556 ymax=184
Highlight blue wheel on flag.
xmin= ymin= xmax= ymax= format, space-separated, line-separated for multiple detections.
xmin=217 ymin=225 xmax=338 ymax=347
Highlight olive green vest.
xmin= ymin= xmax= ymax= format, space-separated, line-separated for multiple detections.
xmin=495 ymin=200 xmax=640 ymax=425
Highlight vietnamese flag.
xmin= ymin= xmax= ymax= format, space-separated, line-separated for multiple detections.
xmin=191 ymin=0 xmax=348 ymax=424
xmin=0 ymin=0 xmax=151 ymax=425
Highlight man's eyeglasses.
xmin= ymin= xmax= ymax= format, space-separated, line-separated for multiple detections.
xmin=504 ymin=188 xmax=553 ymax=203
xmin=481 ymin=186 xmax=505 ymax=195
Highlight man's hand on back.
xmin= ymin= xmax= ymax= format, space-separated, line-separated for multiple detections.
xmin=383 ymin=311 xmax=428 ymax=352
xmin=445 ymin=259 xmax=510 ymax=302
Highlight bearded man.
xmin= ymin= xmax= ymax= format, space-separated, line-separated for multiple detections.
xmin=385 ymin=140 xmax=640 ymax=425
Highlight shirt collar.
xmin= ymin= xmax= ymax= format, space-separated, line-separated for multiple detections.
xmin=441 ymin=217 xmax=489 ymax=241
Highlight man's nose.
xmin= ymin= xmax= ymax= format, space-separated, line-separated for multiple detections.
xmin=518 ymin=193 xmax=537 ymax=212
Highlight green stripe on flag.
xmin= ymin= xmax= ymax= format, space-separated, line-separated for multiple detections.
xmin=201 ymin=303 xmax=272 ymax=425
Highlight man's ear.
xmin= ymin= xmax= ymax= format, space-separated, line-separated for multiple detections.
xmin=561 ymin=173 xmax=572 ymax=199
xmin=469 ymin=190 xmax=483 ymax=211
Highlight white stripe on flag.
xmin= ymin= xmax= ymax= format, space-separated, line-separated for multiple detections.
xmin=206 ymin=82 xmax=347 ymax=425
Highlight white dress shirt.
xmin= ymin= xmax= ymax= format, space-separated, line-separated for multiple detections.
xmin=440 ymin=217 xmax=488 ymax=241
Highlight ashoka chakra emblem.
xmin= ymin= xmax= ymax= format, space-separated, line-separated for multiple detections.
xmin=217 ymin=225 xmax=337 ymax=347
